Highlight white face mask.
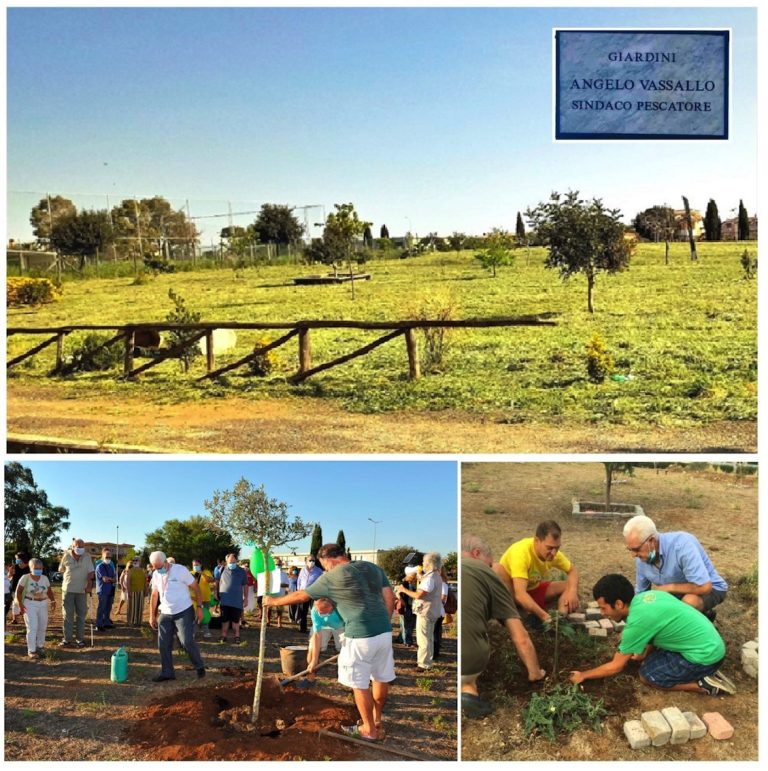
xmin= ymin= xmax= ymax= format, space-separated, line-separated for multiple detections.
xmin=74 ymin=547 xmax=85 ymax=555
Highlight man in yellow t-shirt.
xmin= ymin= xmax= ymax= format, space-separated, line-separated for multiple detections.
xmin=493 ymin=520 xmax=580 ymax=624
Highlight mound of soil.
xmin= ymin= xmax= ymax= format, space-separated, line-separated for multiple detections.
xmin=124 ymin=677 xmax=359 ymax=761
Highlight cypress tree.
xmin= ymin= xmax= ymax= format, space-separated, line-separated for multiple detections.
xmin=380 ymin=224 xmax=389 ymax=239
xmin=703 ymin=199 xmax=721 ymax=241
xmin=336 ymin=529 xmax=347 ymax=553
xmin=738 ymin=200 xmax=750 ymax=240
xmin=515 ymin=211 xmax=526 ymax=244
xmin=309 ymin=523 xmax=323 ymax=557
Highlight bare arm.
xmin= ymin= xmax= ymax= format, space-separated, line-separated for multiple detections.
xmin=512 ymin=576 xmax=551 ymax=622
xmin=559 ymin=565 xmax=580 ymax=613
xmin=570 ymin=650 xmax=633 ymax=684
xmin=382 ymin=586 xmax=396 ymax=617
xmin=149 ymin=588 xmax=159 ymax=628
xmin=263 ymin=589 xmax=311 ymax=607
xmin=654 ymin=580 xmax=712 ymax=595
xmin=505 ymin=617 xmax=546 ymax=681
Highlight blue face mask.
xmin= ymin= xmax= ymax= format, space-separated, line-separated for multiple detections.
xmin=32 ymin=569 xmax=43 ymax=577
xmin=227 ymin=563 xmax=237 ymax=570
xmin=192 ymin=565 xmax=201 ymax=573
xmin=156 ymin=567 xmax=167 ymax=575
xmin=647 ymin=549 xmax=658 ymax=564
xmin=15 ymin=559 xmax=22 ymax=565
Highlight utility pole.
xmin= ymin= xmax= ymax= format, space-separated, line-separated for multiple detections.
xmin=368 ymin=518 xmax=382 ymax=564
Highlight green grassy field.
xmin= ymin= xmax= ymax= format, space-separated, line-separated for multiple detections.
xmin=6 ymin=243 xmax=757 ymax=427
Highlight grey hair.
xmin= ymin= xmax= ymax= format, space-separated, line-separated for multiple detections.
xmin=623 ymin=515 xmax=658 ymax=542
xmin=30 ymin=557 xmax=44 ymax=568
xmin=461 ymin=533 xmax=492 ymax=557
xmin=149 ymin=551 xmax=167 ymax=565
xmin=423 ymin=551 xmax=442 ymax=571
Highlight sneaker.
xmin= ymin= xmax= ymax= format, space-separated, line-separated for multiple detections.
xmin=27 ymin=651 xmax=37 ymax=659
xmin=36 ymin=648 xmax=46 ymax=658
xmin=57 ymin=640 xmax=72 ymax=648
xmin=203 ymin=631 xmax=212 ymax=638
xmin=74 ymin=640 xmax=86 ymax=648
xmin=197 ymin=667 xmax=206 ymax=679
xmin=711 ymin=669 xmax=737 ymax=692
xmin=700 ymin=672 xmax=737 ymax=696
xmin=152 ymin=674 xmax=176 ymax=683
xmin=461 ymin=692 xmax=495 ymax=718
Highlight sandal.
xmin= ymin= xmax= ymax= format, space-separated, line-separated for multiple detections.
xmin=342 ymin=724 xmax=380 ymax=741
xmin=356 ymin=719 xmax=385 ymax=739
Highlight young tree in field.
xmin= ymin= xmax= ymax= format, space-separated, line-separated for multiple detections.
xmin=205 ymin=479 xmax=312 ymax=724
xmin=526 ymin=191 xmax=632 ymax=314
xmin=50 ymin=209 xmax=115 ymax=267
xmin=4 ymin=462 xmax=71 ymax=560
xmin=603 ymin=463 xmax=635 ymax=510
xmin=309 ymin=523 xmax=324 ymax=558
xmin=475 ymin=228 xmax=516 ymax=277
xmin=738 ymin=200 xmax=750 ymax=241
xmin=253 ymin=204 xmax=304 ymax=246
xmin=30 ymin=195 xmax=77 ymax=244
xmin=144 ymin=515 xmax=239 ymax=568
xmin=632 ymin=205 xmax=676 ymax=243
xmin=321 ymin=202 xmax=370 ymax=297
xmin=515 ymin=212 xmax=526 ymax=246
xmin=703 ymin=199 xmax=722 ymax=242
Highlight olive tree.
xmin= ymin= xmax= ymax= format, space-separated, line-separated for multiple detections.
xmin=205 ymin=479 xmax=312 ymax=723
xmin=526 ymin=191 xmax=632 ymax=313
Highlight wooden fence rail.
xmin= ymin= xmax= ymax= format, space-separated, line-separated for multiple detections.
xmin=7 ymin=316 xmax=557 ymax=382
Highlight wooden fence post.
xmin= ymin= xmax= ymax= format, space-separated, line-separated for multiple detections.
xmin=299 ymin=327 xmax=312 ymax=373
xmin=123 ymin=329 xmax=135 ymax=376
xmin=405 ymin=328 xmax=420 ymax=380
xmin=205 ymin=330 xmax=215 ymax=373
xmin=55 ymin=333 xmax=65 ymax=373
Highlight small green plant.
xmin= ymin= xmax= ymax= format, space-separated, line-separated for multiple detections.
xmin=431 ymin=697 xmax=445 ymax=707
xmin=733 ymin=564 xmax=758 ymax=602
xmin=140 ymin=626 xmax=154 ymax=640
xmin=408 ymin=289 xmax=458 ymax=373
xmin=585 ymin=333 xmax=614 ymax=383
xmin=740 ymin=248 xmax=757 ymax=279
xmin=25 ymin=727 xmax=35 ymax=736
xmin=522 ymin=684 xmax=608 ymax=742
xmin=5 ymin=634 xmax=20 ymax=644
xmin=247 ymin=336 xmax=278 ymax=377
xmin=61 ymin=332 xmax=122 ymax=374
xmin=464 ymin=481 xmax=481 ymax=493
xmin=22 ymin=708 xmax=35 ymax=719
xmin=415 ymin=677 xmax=434 ymax=691
xmin=131 ymin=269 xmax=152 ymax=286
xmin=42 ymin=648 xmax=59 ymax=662
xmin=165 ymin=288 xmax=202 ymax=372
xmin=483 ymin=505 xmax=498 ymax=515
xmin=432 ymin=714 xmax=455 ymax=737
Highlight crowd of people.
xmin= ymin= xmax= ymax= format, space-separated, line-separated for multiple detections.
xmin=6 ymin=539 xmax=454 ymax=742
xmin=461 ymin=514 xmax=734 ymax=718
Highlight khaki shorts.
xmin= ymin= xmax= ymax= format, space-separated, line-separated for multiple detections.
xmin=338 ymin=631 xmax=396 ymax=689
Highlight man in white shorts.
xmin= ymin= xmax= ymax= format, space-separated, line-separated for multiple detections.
xmin=263 ymin=542 xmax=395 ymax=741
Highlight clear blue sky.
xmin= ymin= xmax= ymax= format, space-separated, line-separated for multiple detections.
xmin=17 ymin=460 xmax=458 ymax=558
xmin=5 ymin=5 xmax=757 ymax=242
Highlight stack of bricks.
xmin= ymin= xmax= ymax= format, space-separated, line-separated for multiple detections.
xmin=567 ymin=602 xmax=625 ymax=637
xmin=623 ymin=709 xmax=733 ymax=749
xmin=741 ymin=639 xmax=758 ymax=679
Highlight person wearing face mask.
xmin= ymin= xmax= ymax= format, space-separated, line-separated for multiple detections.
xmin=95 ymin=547 xmax=117 ymax=630
xmin=215 ymin=553 xmax=248 ymax=644
xmin=297 ymin=555 xmax=323 ymax=634
xmin=148 ymin=551 xmax=205 ymax=682
xmin=189 ymin=559 xmax=213 ymax=638
xmin=58 ymin=539 xmax=95 ymax=648
xmin=623 ymin=515 xmax=727 ymax=621
xmin=15 ymin=558 xmax=56 ymax=658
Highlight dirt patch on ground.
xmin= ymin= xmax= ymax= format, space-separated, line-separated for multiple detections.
xmin=461 ymin=463 xmax=758 ymax=761
xmin=6 ymin=383 xmax=756 ymax=453
xmin=125 ymin=678 xmax=358 ymax=761
xmin=4 ymin=602 xmax=457 ymax=761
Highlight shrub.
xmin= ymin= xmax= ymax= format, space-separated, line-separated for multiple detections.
xmin=61 ymin=332 xmax=123 ymax=374
xmin=7 ymin=277 xmax=61 ymax=307
xmin=407 ymin=289 xmax=459 ymax=374
xmin=585 ymin=333 xmax=614 ymax=383
xmin=165 ymin=289 xmax=202 ymax=372
xmin=523 ymin=684 xmax=608 ymax=742
xmin=248 ymin=337 xmax=279 ymax=377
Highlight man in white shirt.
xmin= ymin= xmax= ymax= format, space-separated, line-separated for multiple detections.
xmin=148 ymin=551 xmax=206 ymax=682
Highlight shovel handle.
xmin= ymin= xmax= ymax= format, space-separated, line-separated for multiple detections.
xmin=280 ymin=653 xmax=339 ymax=685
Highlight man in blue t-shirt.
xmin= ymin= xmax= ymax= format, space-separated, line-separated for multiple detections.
xmin=307 ymin=597 xmax=345 ymax=677
xmin=95 ymin=547 xmax=117 ymax=630
xmin=623 ymin=515 xmax=727 ymax=620
xmin=215 ymin=554 xmax=248 ymax=644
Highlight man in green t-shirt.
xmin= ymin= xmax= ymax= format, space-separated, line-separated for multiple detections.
xmin=569 ymin=573 xmax=735 ymax=696
xmin=263 ymin=542 xmax=395 ymax=742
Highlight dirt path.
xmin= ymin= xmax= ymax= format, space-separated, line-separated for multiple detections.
xmin=6 ymin=384 xmax=755 ymax=453
xmin=461 ymin=464 xmax=758 ymax=761
xmin=4 ymin=599 xmax=456 ymax=761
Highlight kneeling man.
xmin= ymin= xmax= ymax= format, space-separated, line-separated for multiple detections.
xmin=569 ymin=574 xmax=735 ymax=696
xmin=494 ymin=520 xmax=580 ymax=624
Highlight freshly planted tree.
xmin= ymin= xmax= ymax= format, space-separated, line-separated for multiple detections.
xmin=526 ymin=191 xmax=632 ymax=313
xmin=205 ymin=479 xmax=312 ymax=723
xmin=321 ymin=202 xmax=370 ymax=297
xmin=603 ymin=463 xmax=635 ymax=509
xmin=475 ymin=228 xmax=515 ymax=277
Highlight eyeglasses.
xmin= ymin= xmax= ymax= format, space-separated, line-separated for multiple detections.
xmin=627 ymin=535 xmax=652 ymax=554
